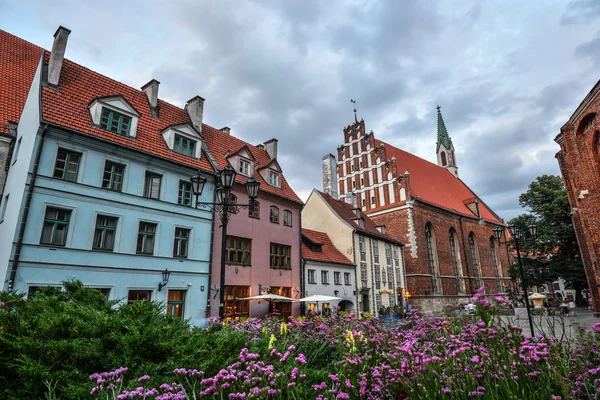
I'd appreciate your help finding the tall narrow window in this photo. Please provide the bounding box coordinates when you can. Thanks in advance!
[53,149,81,182]
[137,222,157,255]
[0,194,8,222]
[490,237,501,292]
[334,271,341,285]
[173,227,191,258]
[40,207,71,246]
[359,236,366,262]
[167,290,186,318]
[360,262,368,287]
[374,265,381,289]
[102,161,124,191]
[248,200,260,219]
[269,171,280,187]
[321,271,329,284]
[469,233,482,288]
[144,172,161,199]
[239,159,251,176]
[372,240,379,264]
[385,243,393,265]
[93,215,118,251]
[174,134,196,157]
[308,269,316,284]
[283,210,292,226]
[344,272,351,285]
[100,107,132,136]
[12,137,22,164]
[270,206,279,224]
[178,181,193,206]
[449,229,464,293]
[441,152,447,166]
[425,223,440,294]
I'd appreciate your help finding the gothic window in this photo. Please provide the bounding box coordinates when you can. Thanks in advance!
[441,152,447,166]
[425,223,441,294]
[577,113,596,135]
[468,233,482,289]
[490,237,501,292]
[449,228,465,293]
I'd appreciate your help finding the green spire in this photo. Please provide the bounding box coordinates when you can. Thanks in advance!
[436,105,452,151]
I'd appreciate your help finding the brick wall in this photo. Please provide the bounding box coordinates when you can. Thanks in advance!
[555,86,600,313]
[370,201,512,304]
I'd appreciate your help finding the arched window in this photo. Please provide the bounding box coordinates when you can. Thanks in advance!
[577,113,596,135]
[468,233,482,289]
[283,210,292,226]
[248,200,260,219]
[270,206,279,224]
[490,237,502,292]
[449,228,465,293]
[441,152,447,166]
[425,223,441,294]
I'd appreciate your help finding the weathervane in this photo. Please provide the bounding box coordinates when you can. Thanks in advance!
[350,99,358,123]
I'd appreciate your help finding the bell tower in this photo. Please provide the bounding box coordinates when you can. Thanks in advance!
[436,105,458,177]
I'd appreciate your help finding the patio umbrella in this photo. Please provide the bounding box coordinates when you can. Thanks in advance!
[295,294,341,313]
[239,294,295,302]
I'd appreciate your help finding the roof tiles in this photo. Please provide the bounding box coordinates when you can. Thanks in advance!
[375,139,502,224]
[301,228,354,265]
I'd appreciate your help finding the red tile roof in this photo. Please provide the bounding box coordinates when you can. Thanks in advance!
[317,190,403,244]
[0,30,44,135]
[0,28,302,204]
[375,139,502,224]
[301,228,353,265]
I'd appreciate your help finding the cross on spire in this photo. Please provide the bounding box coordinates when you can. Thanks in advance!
[350,99,358,123]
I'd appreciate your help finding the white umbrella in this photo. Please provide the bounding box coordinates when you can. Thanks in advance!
[239,294,295,302]
[295,294,341,313]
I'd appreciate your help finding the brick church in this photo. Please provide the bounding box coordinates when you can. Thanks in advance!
[555,80,600,314]
[322,108,512,313]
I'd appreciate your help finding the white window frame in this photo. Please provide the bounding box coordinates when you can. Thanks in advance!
[269,170,280,187]
[239,158,251,176]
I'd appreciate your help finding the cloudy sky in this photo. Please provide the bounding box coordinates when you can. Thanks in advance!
[2,0,599,220]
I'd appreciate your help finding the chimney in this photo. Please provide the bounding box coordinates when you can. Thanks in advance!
[47,26,71,87]
[141,79,160,109]
[322,154,338,199]
[345,192,357,208]
[220,126,231,135]
[353,207,361,217]
[185,96,205,134]
[263,138,278,159]
[256,144,265,151]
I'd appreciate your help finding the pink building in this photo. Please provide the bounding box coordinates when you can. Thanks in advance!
[203,131,303,319]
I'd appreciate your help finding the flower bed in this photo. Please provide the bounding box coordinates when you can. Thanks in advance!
[90,289,600,399]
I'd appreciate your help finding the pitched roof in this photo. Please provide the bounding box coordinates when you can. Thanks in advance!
[374,139,502,224]
[202,127,301,203]
[317,190,403,244]
[0,30,44,135]
[301,228,354,265]
[0,28,301,204]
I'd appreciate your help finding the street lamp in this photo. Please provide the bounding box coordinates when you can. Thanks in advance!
[191,164,260,319]
[504,224,537,337]
[158,269,171,292]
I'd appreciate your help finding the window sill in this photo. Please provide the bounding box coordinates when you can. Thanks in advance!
[39,243,66,248]
[308,281,316,285]
[270,221,279,224]
[284,224,292,227]
[136,252,154,256]
[227,262,252,267]
[334,283,342,286]
[249,215,260,220]
[322,283,330,286]
[92,248,115,253]
[270,267,292,270]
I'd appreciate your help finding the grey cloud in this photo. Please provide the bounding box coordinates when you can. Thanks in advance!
[561,0,600,25]
[575,31,600,67]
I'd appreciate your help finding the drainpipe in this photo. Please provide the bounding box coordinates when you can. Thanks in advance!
[458,216,474,295]
[8,123,48,292]
[298,206,304,315]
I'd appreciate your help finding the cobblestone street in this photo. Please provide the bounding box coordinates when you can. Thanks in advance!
[500,308,599,338]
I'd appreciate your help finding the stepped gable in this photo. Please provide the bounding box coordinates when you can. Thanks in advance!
[374,139,502,224]
[301,228,354,265]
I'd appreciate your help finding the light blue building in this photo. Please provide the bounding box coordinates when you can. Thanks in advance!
[0,27,217,325]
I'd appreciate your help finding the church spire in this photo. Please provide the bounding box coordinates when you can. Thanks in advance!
[435,105,459,177]
[436,105,452,151]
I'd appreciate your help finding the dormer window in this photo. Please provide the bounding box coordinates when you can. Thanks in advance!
[239,159,251,176]
[160,124,202,159]
[100,107,132,136]
[269,171,280,187]
[89,96,140,138]
[174,134,196,157]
